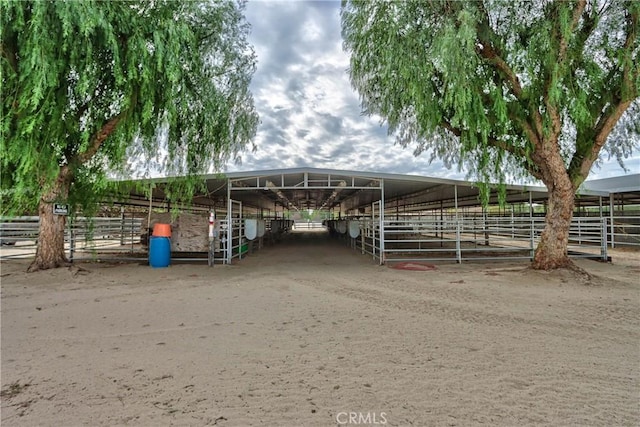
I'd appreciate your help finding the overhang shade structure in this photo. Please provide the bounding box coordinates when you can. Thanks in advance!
[579,174,640,210]
[121,167,626,215]
[2,169,636,265]
[116,168,638,265]
[227,170,383,214]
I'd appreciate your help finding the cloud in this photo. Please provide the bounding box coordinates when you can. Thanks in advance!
[226,0,638,183]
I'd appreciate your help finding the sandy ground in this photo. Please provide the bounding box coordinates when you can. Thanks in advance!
[1,231,639,426]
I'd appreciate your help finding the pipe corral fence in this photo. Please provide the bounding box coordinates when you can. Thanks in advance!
[328,214,640,264]
[1,211,638,264]
[2,169,638,265]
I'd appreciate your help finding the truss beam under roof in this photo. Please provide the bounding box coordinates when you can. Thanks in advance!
[115,167,638,214]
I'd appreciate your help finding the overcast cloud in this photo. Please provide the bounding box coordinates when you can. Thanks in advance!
[223,0,639,182]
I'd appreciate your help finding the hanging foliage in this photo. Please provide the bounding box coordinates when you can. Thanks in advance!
[1,0,259,271]
[342,0,639,269]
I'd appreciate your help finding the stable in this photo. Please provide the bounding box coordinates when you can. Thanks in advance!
[119,167,640,265]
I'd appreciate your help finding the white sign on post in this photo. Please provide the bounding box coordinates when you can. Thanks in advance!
[53,204,69,215]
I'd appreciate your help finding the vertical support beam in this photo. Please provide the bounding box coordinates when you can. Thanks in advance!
[372,200,380,261]
[455,185,461,263]
[529,191,534,260]
[510,205,514,238]
[120,206,125,246]
[131,208,136,253]
[601,216,608,261]
[379,179,385,265]
[69,216,75,263]
[239,201,244,260]
[439,200,444,247]
[227,179,232,264]
[609,194,615,249]
[598,196,603,217]
[208,210,215,267]
[483,206,489,246]
[147,183,153,238]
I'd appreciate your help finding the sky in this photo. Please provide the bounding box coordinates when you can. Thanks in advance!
[223,0,639,182]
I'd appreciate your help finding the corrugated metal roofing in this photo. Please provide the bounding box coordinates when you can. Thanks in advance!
[582,174,640,193]
[120,168,638,212]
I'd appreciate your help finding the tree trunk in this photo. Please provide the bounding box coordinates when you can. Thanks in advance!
[532,176,575,270]
[28,168,72,272]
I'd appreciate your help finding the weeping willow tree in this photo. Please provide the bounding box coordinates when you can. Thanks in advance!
[1,1,258,271]
[342,0,639,270]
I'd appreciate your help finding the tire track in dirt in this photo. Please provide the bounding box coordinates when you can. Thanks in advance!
[295,276,639,344]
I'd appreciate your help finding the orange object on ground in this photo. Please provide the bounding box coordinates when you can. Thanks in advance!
[152,223,172,237]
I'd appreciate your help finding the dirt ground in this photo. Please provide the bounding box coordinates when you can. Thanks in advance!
[1,231,639,426]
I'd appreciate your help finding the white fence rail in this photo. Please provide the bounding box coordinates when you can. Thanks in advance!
[337,215,636,263]
[608,216,640,248]
[1,214,637,263]
[293,221,326,230]
[0,216,143,261]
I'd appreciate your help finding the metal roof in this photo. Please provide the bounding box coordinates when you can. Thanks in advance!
[582,174,640,193]
[120,167,629,213]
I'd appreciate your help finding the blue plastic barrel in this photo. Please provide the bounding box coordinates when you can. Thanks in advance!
[149,236,171,268]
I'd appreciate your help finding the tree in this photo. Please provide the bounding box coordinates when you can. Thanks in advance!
[341,0,639,269]
[1,1,259,271]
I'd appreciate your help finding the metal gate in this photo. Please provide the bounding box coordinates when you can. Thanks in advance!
[219,199,243,264]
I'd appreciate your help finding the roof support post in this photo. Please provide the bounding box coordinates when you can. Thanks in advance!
[529,191,534,260]
[598,196,603,217]
[440,200,444,247]
[238,201,243,261]
[609,194,615,249]
[601,206,608,261]
[455,185,461,263]
[379,179,385,265]
[227,178,232,264]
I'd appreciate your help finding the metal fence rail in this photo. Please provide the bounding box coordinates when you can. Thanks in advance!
[0,216,39,260]
[608,216,640,248]
[68,217,144,261]
[339,215,619,263]
[0,216,143,261]
[382,217,521,263]
[1,213,636,263]
[293,221,326,230]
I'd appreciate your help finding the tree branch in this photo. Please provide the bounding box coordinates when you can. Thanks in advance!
[76,112,126,165]
[571,6,638,185]
[620,6,639,101]
[501,115,546,181]
[1,36,21,113]
[542,1,587,147]
[566,7,598,98]
[475,2,547,147]
[76,102,91,122]
[74,87,138,166]
[557,0,587,66]
[475,2,523,99]
[475,42,523,100]
[0,43,19,75]
[441,119,544,181]
[574,99,633,183]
